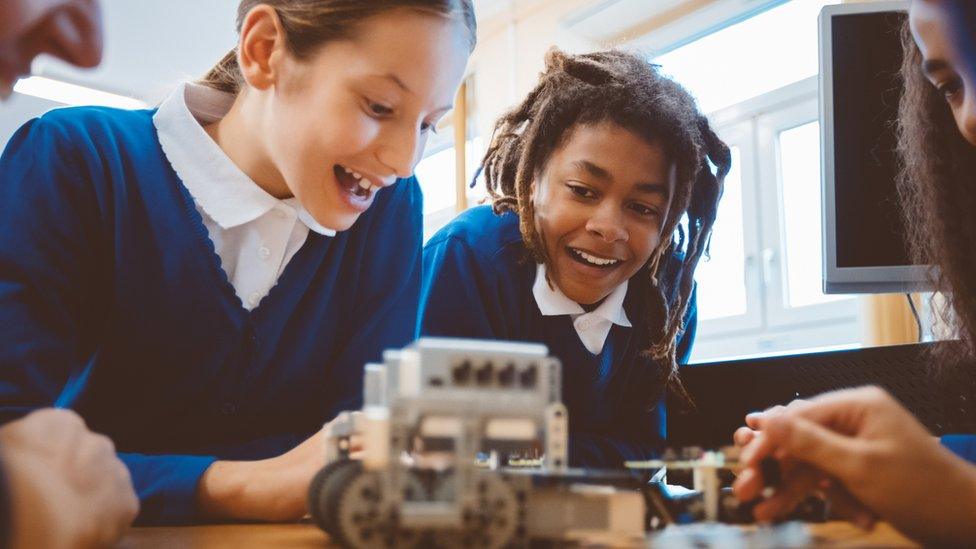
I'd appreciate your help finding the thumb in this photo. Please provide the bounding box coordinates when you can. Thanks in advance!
[763,414,863,482]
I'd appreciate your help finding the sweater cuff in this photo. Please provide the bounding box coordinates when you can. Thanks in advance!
[124,453,217,525]
[941,434,976,464]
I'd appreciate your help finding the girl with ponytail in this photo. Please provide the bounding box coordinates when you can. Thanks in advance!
[0,0,476,525]
[420,48,730,467]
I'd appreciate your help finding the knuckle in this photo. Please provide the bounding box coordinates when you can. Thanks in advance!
[861,386,891,407]
[93,433,117,453]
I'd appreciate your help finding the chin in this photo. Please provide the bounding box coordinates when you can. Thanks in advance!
[308,208,358,233]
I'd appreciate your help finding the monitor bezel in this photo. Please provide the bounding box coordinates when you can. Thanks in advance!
[819,0,935,294]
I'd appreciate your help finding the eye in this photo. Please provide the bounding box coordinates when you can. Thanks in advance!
[567,183,596,199]
[421,121,438,134]
[937,78,963,101]
[367,101,394,117]
[629,202,658,218]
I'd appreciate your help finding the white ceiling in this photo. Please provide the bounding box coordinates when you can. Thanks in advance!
[28,0,520,103]
[32,0,240,102]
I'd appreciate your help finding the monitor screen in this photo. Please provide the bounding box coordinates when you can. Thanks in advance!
[820,1,932,293]
[831,11,907,269]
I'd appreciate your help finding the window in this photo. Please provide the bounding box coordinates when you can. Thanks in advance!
[652,0,861,362]
[415,136,485,242]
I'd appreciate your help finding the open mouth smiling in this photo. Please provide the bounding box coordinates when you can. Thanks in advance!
[566,246,623,268]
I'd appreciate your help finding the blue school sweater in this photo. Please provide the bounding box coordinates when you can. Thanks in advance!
[419,206,696,468]
[0,107,422,524]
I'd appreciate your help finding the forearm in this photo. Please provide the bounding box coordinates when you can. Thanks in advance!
[196,458,307,523]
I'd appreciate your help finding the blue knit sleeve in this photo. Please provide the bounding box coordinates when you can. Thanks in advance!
[323,178,424,418]
[419,233,509,340]
[676,284,698,365]
[941,435,976,464]
[0,116,218,525]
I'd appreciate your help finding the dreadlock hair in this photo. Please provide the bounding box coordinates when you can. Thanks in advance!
[480,48,731,405]
[896,22,976,366]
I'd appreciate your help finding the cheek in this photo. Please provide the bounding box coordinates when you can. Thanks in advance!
[631,224,663,263]
[954,103,976,147]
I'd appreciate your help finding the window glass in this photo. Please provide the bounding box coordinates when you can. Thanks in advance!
[653,0,841,114]
[695,147,747,320]
[779,121,845,308]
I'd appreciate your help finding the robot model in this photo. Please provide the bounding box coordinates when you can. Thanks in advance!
[307,338,646,548]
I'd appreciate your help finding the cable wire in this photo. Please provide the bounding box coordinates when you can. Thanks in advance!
[906,293,923,343]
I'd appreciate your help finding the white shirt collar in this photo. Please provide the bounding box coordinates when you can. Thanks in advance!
[532,263,632,354]
[152,82,335,236]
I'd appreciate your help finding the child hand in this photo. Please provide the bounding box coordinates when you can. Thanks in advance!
[197,418,362,522]
[732,386,976,546]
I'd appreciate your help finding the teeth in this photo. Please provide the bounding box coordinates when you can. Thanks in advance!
[358,179,370,191]
[339,165,363,180]
[573,249,619,266]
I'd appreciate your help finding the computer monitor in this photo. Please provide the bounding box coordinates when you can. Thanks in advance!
[819,1,934,294]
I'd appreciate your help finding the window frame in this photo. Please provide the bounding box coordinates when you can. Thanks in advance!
[690,77,861,362]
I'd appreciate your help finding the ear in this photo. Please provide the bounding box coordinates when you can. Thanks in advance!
[237,5,287,91]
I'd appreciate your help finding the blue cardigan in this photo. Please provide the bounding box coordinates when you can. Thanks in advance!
[419,206,696,468]
[0,107,422,524]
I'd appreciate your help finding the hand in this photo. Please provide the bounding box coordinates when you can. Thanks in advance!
[733,399,812,447]
[197,421,362,522]
[0,409,139,549]
[732,386,976,547]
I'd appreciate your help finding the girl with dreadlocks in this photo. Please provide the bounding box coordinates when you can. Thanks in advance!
[732,2,976,546]
[419,48,730,468]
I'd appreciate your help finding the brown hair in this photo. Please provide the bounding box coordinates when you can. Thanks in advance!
[897,22,976,362]
[480,48,731,403]
[200,0,477,94]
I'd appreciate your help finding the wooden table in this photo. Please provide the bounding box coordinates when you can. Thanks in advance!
[121,521,918,548]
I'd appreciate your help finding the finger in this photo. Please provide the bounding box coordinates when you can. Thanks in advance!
[760,415,864,482]
[788,386,893,432]
[733,427,756,447]
[732,465,764,502]
[821,482,876,530]
[746,405,784,429]
[752,463,823,522]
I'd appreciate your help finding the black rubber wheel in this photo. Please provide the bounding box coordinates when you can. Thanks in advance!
[308,459,359,536]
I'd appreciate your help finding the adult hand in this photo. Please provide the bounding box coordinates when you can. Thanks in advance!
[732,386,976,547]
[0,408,139,549]
[733,399,813,447]
[197,420,362,522]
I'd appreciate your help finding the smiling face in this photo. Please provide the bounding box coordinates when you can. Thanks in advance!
[910,0,976,146]
[253,8,469,231]
[532,122,675,305]
[0,0,102,97]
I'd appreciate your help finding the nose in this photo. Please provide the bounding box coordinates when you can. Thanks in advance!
[376,120,424,180]
[960,88,976,147]
[585,204,628,243]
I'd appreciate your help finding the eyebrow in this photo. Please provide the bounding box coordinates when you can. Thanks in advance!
[571,159,670,196]
[921,59,951,75]
[377,73,453,113]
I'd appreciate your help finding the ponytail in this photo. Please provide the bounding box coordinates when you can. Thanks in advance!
[199,49,243,95]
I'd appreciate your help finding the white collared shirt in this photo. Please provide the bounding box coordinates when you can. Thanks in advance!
[531,263,632,355]
[153,82,335,311]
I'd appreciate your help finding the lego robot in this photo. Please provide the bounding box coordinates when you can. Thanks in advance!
[307,338,646,548]
[306,338,823,548]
